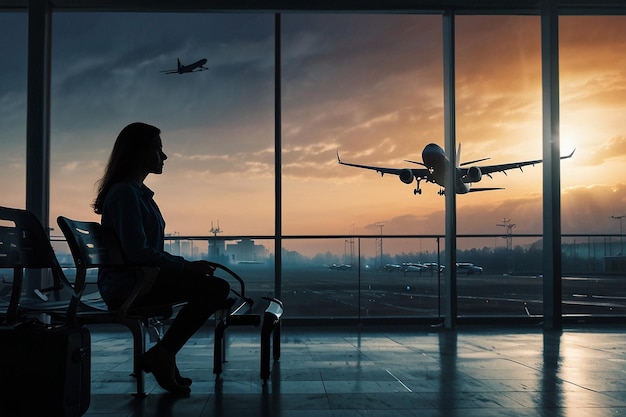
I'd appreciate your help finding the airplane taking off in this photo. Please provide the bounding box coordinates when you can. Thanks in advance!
[161,58,209,74]
[337,143,575,196]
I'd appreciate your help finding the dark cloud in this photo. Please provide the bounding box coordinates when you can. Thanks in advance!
[46,13,278,161]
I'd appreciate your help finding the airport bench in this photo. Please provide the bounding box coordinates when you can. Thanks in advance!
[213,296,283,383]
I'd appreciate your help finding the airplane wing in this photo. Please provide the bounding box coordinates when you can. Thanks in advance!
[160,67,208,74]
[469,187,505,192]
[337,152,431,180]
[465,149,576,178]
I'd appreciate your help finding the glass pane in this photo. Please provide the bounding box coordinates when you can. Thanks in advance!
[560,16,626,316]
[456,236,543,317]
[283,237,442,319]
[282,14,444,236]
[455,16,543,317]
[50,13,275,238]
[165,236,276,314]
[281,14,443,319]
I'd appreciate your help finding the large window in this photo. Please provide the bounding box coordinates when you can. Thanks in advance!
[281,14,444,318]
[454,16,543,317]
[49,13,276,300]
[8,7,625,322]
[560,16,626,316]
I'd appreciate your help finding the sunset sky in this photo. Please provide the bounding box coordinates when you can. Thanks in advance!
[1,12,625,257]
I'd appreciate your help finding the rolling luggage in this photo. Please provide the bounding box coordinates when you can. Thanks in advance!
[0,319,91,417]
[0,206,91,416]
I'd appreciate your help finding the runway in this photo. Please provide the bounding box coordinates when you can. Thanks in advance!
[227,263,626,318]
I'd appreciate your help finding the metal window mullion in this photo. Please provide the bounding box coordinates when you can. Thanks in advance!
[443,9,457,329]
[541,0,562,330]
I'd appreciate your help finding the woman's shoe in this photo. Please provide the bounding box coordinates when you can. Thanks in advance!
[175,365,192,387]
[142,346,191,395]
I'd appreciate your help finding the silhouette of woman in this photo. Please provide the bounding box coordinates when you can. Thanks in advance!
[93,122,230,394]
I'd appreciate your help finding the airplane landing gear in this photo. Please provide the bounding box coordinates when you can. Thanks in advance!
[414,179,422,195]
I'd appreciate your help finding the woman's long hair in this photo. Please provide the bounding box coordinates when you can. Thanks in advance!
[93,122,161,214]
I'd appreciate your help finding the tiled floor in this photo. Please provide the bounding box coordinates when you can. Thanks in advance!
[85,324,626,417]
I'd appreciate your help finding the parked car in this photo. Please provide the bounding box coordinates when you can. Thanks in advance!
[402,262,425,274]
[384,263,403,272]
[456,262,483,275]
[329,263,352,270]
[423,262,445,273]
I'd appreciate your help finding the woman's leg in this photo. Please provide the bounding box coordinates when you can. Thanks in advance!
[133,271,229,394]
[135,272,231,353]
[161,276,230,353]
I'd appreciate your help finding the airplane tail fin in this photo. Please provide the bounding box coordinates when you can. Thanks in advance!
[456,143,492,167]
[177,58,181,71]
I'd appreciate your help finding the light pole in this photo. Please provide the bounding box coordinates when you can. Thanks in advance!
[612,215,625,255]
[209,220,223,260]
[375,222,384,269]
[496,218,516,273]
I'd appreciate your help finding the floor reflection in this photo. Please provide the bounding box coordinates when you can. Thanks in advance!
[542,330,563,413]
[84,325,626,417]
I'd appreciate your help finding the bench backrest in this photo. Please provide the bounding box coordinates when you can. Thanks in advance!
[56,216,127,269]
[0,206,70,324]
[0,206,61,270]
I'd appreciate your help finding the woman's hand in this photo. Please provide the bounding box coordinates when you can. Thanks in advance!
[183,260,217,276]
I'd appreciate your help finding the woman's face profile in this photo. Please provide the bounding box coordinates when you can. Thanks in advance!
[144,136,167,176]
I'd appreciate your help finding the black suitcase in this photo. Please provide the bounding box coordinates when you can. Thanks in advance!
[0,320,91,417]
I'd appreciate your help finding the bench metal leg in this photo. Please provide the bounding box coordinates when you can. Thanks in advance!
[129,320,147,397]
[260,312,281,382]
[213,319,228,379]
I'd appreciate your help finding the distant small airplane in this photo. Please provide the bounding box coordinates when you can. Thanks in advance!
[161,58,209,75]
[337,143,575,196]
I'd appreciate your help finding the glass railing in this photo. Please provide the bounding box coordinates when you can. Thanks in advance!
[32,233,626,322]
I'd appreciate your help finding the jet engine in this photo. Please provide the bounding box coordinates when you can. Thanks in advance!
[399,168,414,184]
[466,166,482,182]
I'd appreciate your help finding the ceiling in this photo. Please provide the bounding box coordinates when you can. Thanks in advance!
[1,0,626,15]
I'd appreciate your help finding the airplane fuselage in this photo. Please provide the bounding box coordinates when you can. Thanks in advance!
[178,58,208,74]
[421,143,470,194]
[162,58,209,75]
